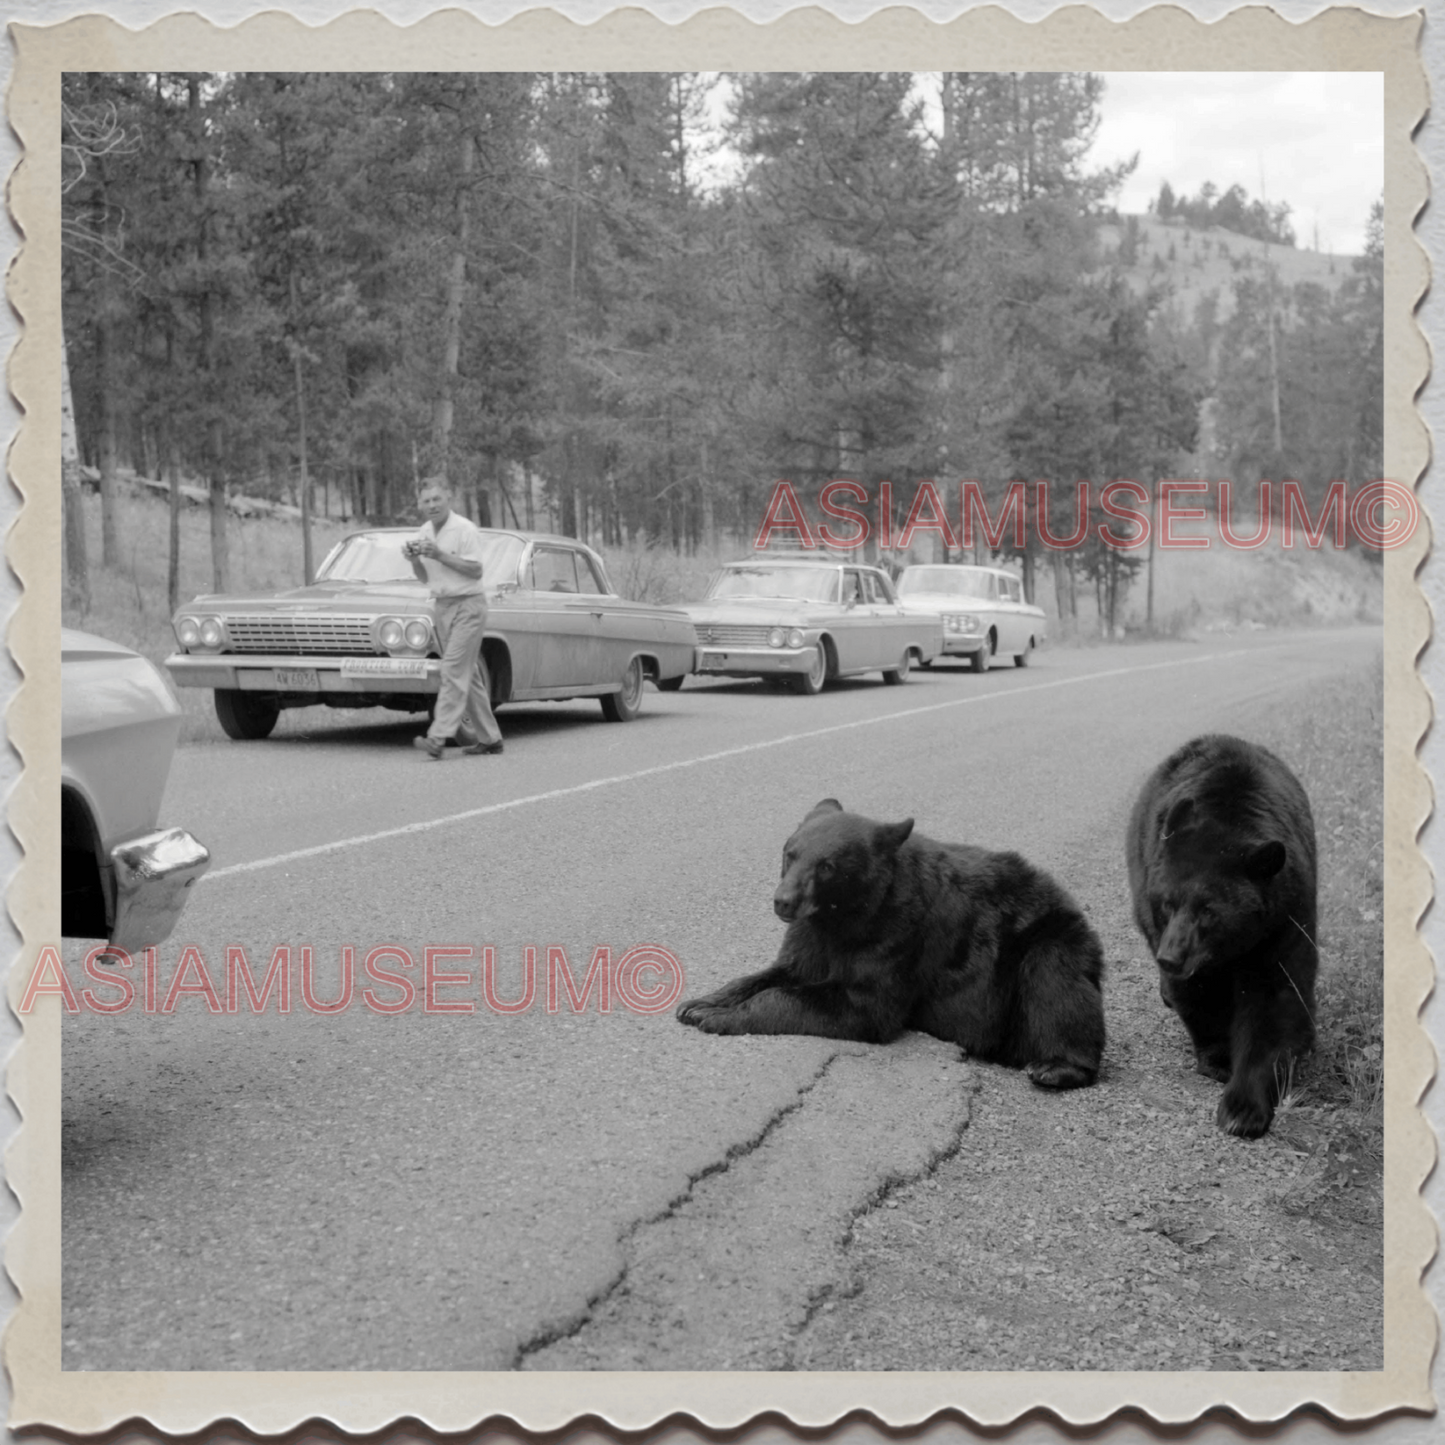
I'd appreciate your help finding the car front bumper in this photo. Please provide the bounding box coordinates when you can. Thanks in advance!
[693,644,816,678]
[108,827,212,952]
[166,653,441,695]
[939,635,989,658]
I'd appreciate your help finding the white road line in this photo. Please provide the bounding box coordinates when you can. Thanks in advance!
[203,642,1287,881]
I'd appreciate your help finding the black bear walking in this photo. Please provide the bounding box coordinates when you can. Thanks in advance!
[676,799,1105,1088]
[1126,734,1318,1138]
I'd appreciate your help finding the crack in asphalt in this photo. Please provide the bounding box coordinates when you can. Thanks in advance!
[781,1063,984,1364]
[509,1051,846,1369]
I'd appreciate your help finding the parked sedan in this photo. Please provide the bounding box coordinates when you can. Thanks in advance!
[684,557,941,694]
[165,528,697,738]
[62,629,211,952]
[896,563,1047,671]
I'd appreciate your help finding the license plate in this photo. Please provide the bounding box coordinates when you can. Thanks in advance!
[698,651,727,670]
[340,658,429,679]
[274,668,319,689]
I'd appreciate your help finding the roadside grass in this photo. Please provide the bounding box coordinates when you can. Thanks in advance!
[598,540,728,606]
[1137,536,1383,634]
[1264,664,1385,1153]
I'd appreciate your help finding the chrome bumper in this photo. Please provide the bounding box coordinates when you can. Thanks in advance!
[109,828,212,952]
[165,653,441,695]
[693,644,813,677]
[940,636,988,657]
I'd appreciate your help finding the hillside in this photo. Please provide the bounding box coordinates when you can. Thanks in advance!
[1097,214,1356,327]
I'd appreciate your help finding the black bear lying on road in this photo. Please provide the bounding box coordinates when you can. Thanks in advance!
[1126,734,1318,1138]
[676,799,1105,1088]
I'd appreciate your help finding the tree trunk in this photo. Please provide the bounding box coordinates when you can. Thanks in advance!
[167,430,181,617]
[432,120,476,476]
[1146,485,1156,628]
[95,296,120,567]
[699,438,716,553]
[190,75,228,592]
[289,270,314,584]
[61,335,90,610]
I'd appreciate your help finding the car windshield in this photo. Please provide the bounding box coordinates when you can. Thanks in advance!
[318,531,526,586]
[897,567,995,600]
[707,565,840,603]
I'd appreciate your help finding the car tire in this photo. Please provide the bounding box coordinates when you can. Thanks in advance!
[970,634,993,674]
[1014,638,1034,668]
[215,688,280,740]
[789,642,828,695]
[882,649,912,685]
[601,656,645,722]
[656,675,685,692]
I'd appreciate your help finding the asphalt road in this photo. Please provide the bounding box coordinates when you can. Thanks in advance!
[61,626,1382,1370]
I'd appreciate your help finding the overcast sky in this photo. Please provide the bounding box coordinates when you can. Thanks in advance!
[1091,72,1384,255]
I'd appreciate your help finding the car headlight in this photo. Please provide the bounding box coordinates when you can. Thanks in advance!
[404,619,431,651]
[379,618,405,649]
[946,614,981,635]
[768,628,785,648]
[198,617,225,648]
[786,628,804,648]
[175,615,201,647]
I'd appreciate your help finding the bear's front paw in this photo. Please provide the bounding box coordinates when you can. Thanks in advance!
[676,997,737,1033]
[1218,1085,1272,1138]
[1026,1059,1097,1090]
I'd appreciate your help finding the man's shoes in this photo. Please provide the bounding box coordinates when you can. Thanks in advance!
[413,735,445,760]
[462,739,504,756]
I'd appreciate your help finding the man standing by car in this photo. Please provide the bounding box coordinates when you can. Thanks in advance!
[404,477,505,759]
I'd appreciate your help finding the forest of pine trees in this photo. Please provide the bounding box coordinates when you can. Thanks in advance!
[61,71,1384,626]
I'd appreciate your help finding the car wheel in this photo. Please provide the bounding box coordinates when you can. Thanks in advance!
[215,688,280,740]
[1014,638,1034,668]
[656,675,685,692]
[882,649,912,685]
[970,634,994,674]
[601,656,645,722]
[791,642,828,695]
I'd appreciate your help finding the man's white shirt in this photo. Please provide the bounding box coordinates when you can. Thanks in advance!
[414,511,487,597]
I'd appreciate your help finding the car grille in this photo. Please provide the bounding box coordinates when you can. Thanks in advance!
[695,623,773,646]
[222,615,377,654]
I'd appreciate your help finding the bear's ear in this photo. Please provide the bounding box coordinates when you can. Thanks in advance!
[1162,796,1194,839]
[806,798,844,821]
[876,818,915,851]
[1244,840,1287,880]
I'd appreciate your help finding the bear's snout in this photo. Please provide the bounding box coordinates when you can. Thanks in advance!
[1155,912,1197,977]
[774,886,803,922]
